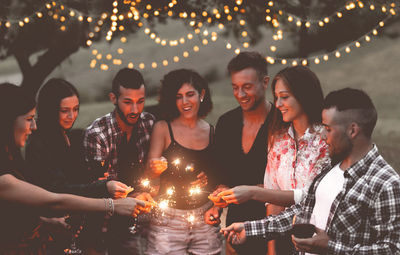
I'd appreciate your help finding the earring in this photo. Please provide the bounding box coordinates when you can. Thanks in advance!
[200,98,204,103]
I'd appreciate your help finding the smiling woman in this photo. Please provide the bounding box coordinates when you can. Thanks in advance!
[145,69,222,255]
[0,83,145,254]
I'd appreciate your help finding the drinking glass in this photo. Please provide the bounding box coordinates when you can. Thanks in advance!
[292,210,316,238]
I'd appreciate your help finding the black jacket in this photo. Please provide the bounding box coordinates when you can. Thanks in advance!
[25,129,109,199]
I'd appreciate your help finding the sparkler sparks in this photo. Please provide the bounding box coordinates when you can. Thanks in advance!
[172,158,181,166]
[185,164,194,172]
[187,214,195,224]
[158,200,169,210]
[141,178,150,187]
[189,186,202,196]
[166,187,175,196]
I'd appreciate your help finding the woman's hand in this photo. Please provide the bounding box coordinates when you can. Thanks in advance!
[106,180,134,199]
[218,185,254,205]
[191,171,208,188]
[114,197,146,217]
[149,157,168,176]
[204,206,222,225]
[133,192,157,213]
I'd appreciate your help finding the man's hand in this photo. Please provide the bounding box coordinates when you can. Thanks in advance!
[149,157,168,175]
[204,206,222,225]
[208,186,229,208]
[292,227,329,254]
[218,185,253,204]
[221,222,247,245]
[133,192,156,213]
[191,171,208,188]
[106,180,134,199]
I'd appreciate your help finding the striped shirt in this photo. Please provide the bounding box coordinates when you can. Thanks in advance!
[244,145,400,254]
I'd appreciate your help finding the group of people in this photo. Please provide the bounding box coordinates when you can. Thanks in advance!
[0,51,399,255]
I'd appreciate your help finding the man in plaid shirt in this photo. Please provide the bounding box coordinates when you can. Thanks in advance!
[83,68,155,254]
[84,68,155,182]
[221,88,400,254]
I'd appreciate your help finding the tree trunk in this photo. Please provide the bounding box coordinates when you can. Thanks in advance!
[17,44,79,96]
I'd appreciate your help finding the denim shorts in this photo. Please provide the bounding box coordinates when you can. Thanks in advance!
[146,201,223,255]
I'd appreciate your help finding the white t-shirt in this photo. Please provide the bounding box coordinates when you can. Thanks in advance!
[305,164,345,255]
[311,163,345,230]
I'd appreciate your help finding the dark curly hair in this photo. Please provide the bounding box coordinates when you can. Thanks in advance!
[158,69,213,121]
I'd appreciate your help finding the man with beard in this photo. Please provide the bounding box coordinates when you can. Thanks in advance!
[221,88,400,254]
[205,51,274,255]
[83,68,155,254]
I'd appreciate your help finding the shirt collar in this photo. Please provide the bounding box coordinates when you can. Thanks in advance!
[344,144,378,180]
[288,124,312,141]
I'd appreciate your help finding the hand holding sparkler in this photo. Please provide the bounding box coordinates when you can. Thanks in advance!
[134,192,157,213]
[221,222,247,245]
[149,156,168,176]
[204,206,222,225]
[106,180,134,199]
[217,185,254,204]
[190,171,208,188]
[208,186,229,208]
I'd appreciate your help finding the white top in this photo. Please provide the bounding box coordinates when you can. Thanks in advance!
[311,163,345,230]
[305,164,345,255]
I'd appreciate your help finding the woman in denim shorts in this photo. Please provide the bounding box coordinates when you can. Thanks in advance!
[146,69,222,255]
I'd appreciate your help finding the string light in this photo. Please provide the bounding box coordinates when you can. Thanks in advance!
[7,0,389,71]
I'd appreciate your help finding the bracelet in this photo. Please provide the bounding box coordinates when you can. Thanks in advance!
[104,198,114,216]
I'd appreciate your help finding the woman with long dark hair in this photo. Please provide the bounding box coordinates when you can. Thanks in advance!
[0,83,145,254]
[26,78,129,197]
[145,69,222,254]
[25,78,134,254]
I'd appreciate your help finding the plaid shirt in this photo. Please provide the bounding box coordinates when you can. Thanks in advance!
[244,145,400,254]
[83,110,155,179]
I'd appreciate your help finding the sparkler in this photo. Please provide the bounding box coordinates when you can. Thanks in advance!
[189,186,202,196]
[172,158,181,166]
[141,178,150,188]
[166,186,175,196]
[185,163,194,172]
[187,214,195,224]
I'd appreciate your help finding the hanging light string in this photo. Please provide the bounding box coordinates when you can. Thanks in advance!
[264,0,397,29]
[1,0,398,71]
[265,14,394,66]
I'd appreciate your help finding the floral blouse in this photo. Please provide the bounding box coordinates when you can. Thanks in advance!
[264,124,331,204]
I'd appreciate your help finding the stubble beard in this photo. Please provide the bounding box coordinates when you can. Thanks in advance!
[115,104,137,126]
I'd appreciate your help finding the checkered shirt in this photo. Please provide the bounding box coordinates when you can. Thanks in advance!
[244,145,400,254]
[83,110,155,179]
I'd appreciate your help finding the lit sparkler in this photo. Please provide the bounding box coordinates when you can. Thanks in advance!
[185,164,194,172]
[172,158,181,166]
[158,200,169,210]
[189,186,202,196]
[187,214,195,224]
[141,178,150,187]
[166,186,175,196]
